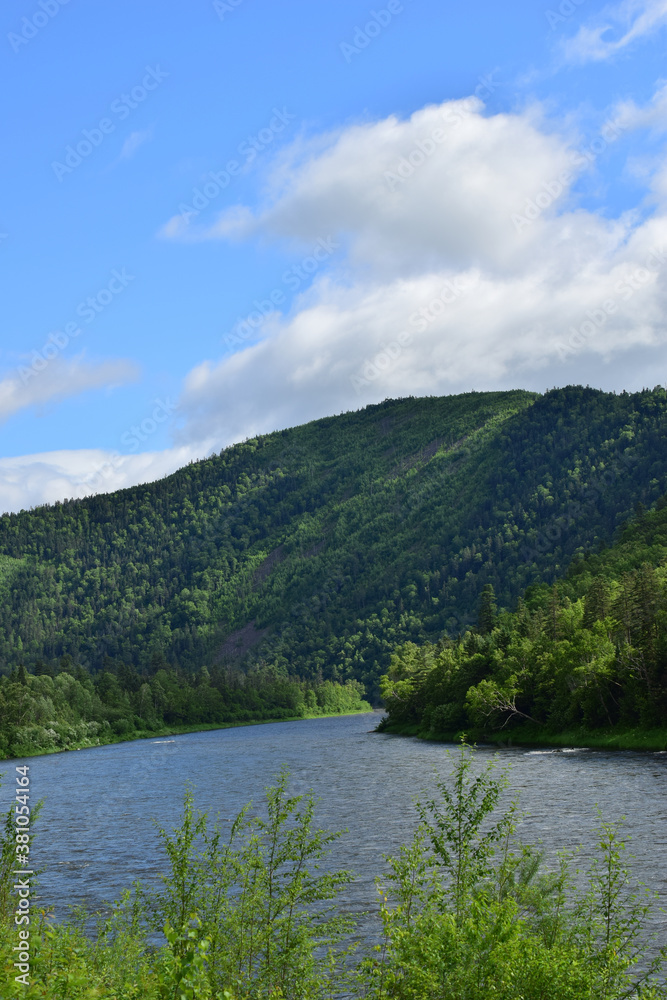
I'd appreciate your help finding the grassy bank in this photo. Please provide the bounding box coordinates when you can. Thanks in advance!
[378,719,667,752]
[1,705,374,761]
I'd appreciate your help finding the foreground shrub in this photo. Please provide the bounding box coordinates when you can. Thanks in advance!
[0,747,665,999]
[361,743,667,1000]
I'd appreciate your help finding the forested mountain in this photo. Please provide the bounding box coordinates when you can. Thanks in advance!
[380,491,667,741]
[2,385,667,706]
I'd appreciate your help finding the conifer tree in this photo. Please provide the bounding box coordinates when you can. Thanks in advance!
[477,584,497,635]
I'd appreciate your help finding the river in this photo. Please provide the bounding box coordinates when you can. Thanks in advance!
[1,711,666,941]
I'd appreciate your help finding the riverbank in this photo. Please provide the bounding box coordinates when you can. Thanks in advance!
[378,719,667,752]
[0,706,374,761]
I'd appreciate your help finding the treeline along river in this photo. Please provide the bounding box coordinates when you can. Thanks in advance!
[1,712,665,943]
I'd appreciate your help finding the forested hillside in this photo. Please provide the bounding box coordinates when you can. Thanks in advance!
[2,386,667,706]
[380,494,667,743]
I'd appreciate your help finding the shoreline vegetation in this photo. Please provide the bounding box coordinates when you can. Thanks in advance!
[1,706,375,762]
[2,744,665,998]
[0,667,372,762]
[377,720,667,752]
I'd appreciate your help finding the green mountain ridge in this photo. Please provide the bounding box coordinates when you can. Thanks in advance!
[2,386,667,700]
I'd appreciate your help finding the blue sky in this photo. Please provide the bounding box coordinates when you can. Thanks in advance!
[1,0,666,511]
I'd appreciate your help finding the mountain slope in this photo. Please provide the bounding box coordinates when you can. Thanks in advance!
[380,493,667,740]
[2,386,667,698]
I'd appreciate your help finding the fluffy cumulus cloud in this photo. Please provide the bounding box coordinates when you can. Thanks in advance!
[173,93,667,445]
[0,356,140,423]
[562,0,667,64]
[169,97,576,276]
[0,443,205,515]
[8,85,667,512]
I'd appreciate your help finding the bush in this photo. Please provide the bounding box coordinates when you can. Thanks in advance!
[0,752,665,999]
[111,717,134,736]
[361,742,667,999]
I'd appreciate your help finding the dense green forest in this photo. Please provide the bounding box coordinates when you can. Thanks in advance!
[2,750,666,997]
[0,662,369,759]
[380,493,667,744]
[3,386,667,710]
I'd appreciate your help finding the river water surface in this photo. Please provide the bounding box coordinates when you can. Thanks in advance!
[2,712,666,942]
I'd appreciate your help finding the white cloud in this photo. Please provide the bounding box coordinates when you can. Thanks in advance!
[170,94,667,445]
[105,129,154,171]
[0,444,206,514]
[158,204,253,243]
[170,99,579,277]
[563,0,667,63]
[0,357,140,423]
[118,128,152,160]
[7,89,667,513]
[613,80,667,132]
